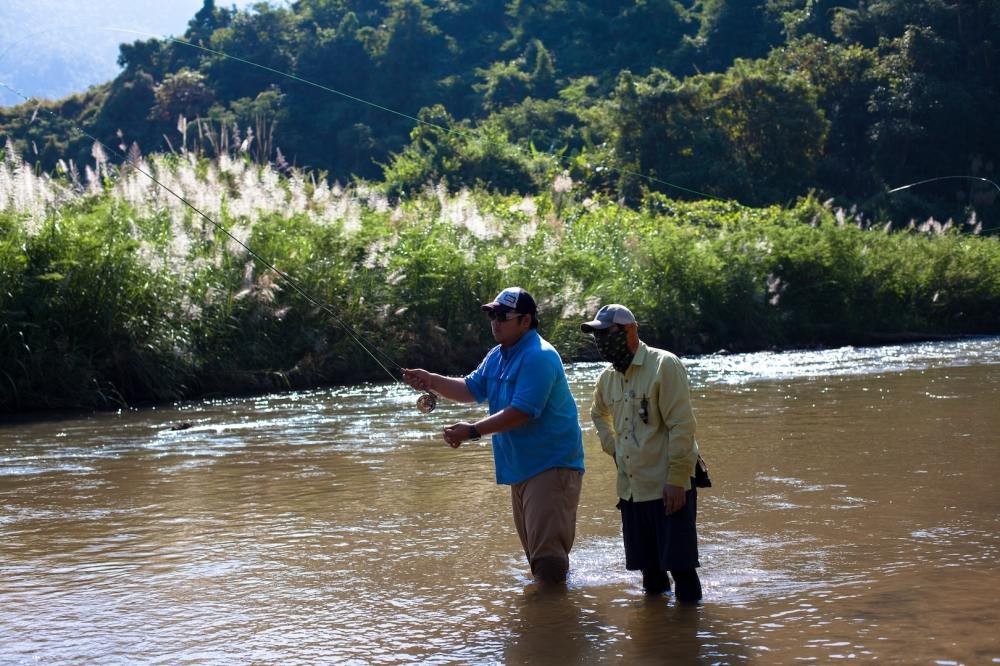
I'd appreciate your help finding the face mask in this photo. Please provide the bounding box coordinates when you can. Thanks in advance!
[595,328,633,373]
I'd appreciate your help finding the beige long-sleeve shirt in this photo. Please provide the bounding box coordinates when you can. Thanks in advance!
[590,341,699,500]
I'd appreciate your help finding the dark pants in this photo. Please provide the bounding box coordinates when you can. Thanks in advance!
[618,484,701,600]
[618,485,699,572]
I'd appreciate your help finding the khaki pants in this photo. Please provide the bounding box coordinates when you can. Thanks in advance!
[510,467,583,583]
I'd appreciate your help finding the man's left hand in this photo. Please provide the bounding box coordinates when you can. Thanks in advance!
[663,484,687,515]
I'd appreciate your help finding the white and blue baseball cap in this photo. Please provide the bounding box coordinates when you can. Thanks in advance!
[481,287,537,315]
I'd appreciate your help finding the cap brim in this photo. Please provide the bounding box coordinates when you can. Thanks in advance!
[580,319,612,332]
[482,302,514,312]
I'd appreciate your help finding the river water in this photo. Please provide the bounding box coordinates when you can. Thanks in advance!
[2,338,999,664]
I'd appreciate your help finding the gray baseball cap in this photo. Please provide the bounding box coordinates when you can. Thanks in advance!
[580,304,637,332]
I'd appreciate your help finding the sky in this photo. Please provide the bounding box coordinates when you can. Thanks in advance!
[0,1,264,107]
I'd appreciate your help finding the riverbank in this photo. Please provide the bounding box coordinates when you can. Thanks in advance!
[3,153,999,412]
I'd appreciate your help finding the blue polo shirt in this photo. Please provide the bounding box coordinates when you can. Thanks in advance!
[464,329,585,485]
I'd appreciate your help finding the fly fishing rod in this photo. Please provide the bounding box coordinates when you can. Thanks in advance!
[0,79,441,413]
[4,21,996,404]
[0,21,726,417]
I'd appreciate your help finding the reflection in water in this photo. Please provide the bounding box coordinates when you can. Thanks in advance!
[1,338,999,662]
[504,585,596,664]
[619,601,703,664]
[504,585,723,664]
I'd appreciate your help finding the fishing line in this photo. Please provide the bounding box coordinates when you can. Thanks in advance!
[9,23,999,211]
[2,19,723,413]
[97,24,1000,233]
[114,27,1000,217]
[103,26,723,202]
[0,26,76,72]
[4,17,996,398]
[0,79,441,412]
[888,175,1000,195]
[104,26,1000,229]
[888,176,1000,236]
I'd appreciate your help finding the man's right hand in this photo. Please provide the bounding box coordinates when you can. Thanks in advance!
[663,483,687,515]
[402,369,432,391]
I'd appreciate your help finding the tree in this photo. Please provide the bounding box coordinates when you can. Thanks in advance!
[117,38,167,76]
[609,0,691,72]
[187,0,234,45]
[474,61,532,111]
[528,40,558,99]
[712,62,829,203]
[206,5,295,101]
[378,0,450,108]
[382,104,547,197]
[762,36,880,198]
[767,0,855,41]
[608,63,828,205]
[473,39,559,112]
[284,11,379,175]
[680,0,785,73]
[152,69,215,122]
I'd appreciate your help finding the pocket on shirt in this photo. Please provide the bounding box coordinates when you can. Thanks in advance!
[608,381,624,403]
[486,372,517,406]
[643,385,662,428]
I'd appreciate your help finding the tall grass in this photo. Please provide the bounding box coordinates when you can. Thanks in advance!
[2,142,999,412]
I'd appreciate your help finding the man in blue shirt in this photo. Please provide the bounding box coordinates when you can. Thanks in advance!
[403,287,585,584]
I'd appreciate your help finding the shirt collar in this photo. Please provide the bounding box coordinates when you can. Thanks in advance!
[501,328,538,359]
[624,341,649,373]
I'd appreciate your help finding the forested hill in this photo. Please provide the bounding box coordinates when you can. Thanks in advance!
[2,0,998,228]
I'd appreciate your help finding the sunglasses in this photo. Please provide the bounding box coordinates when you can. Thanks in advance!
[486,310,525,322]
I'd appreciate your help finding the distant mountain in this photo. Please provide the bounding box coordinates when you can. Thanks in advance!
[0,0,259,105]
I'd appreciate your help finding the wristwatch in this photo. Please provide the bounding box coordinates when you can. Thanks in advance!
[468,424,482,441]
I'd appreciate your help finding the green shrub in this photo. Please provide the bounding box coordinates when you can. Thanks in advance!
[3,155,998,412]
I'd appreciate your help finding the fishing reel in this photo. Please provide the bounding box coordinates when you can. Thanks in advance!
[416,392,438,413]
